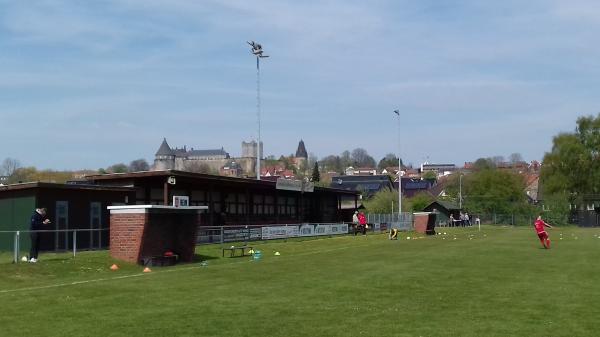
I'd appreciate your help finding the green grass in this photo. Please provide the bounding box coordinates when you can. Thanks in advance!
[1,226,600,337]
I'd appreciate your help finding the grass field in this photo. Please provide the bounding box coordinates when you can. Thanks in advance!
[1,226,600,337]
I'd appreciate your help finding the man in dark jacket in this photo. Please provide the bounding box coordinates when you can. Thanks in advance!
[29,208,50,263]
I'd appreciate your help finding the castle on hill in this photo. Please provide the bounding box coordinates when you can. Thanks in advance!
[153,138,307,178]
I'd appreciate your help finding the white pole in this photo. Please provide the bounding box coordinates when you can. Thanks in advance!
[256,56,261,181]
[395,110,402,222]
[459,174,463,209]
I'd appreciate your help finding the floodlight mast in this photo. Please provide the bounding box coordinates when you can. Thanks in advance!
[247,41,269,180]
[394,110,402,221]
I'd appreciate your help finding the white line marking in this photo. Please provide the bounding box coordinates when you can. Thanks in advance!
[0,237,384,295]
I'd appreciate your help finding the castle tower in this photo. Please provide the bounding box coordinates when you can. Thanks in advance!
[295,140,308,159]
[154,138,175,170]
[293,139,308,171]
[242,140,263,159]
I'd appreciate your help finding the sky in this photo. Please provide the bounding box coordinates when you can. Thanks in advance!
[1,0,599,170]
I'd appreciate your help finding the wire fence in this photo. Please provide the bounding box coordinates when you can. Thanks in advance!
[197,223,373,245]
[365,213,414,231]
[0,228,109,264]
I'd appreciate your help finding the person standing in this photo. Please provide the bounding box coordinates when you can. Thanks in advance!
[357,211,367,236]
[352,211,359,235]
[534,215,553,249]
[29,208,50,263]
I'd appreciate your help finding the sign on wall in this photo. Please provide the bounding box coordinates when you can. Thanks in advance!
[173,196,189,207]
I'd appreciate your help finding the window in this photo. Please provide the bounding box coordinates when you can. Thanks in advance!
[253,194,264,215]
[55,201,69,250]
[90,202,102,249]
[287,196,296,216]
[265,195,274,215]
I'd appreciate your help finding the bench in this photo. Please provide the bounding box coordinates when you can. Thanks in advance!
[222,245,253,257]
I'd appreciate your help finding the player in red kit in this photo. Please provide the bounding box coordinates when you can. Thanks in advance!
[534,215,553,249]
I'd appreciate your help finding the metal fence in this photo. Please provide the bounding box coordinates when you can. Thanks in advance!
[366,213,414,231]
[197,223,356,245]
[0,228,109,264]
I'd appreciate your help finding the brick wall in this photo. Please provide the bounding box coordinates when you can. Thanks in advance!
[109,213,147,263]
[109,208,201,264]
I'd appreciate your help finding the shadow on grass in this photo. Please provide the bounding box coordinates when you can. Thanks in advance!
[191,254,219,262]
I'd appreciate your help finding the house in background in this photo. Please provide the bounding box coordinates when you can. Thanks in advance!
[344,167,377,176]
[330,175,394,198]
[421,163,457,177]
[423,200,461,226]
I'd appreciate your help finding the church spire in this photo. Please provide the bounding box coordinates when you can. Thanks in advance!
[295,139,308,158]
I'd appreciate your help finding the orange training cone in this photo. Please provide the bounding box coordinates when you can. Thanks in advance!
[143,267,152,273]
[110,264,119,271]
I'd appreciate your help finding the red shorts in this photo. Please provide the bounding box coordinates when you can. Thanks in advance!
[537,232,548,240]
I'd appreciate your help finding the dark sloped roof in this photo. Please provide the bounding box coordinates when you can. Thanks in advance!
[184,149,229,158]
[330,175,394,197]
[295,140,308,158]
[424,200,460,211]
[155,138,173,156]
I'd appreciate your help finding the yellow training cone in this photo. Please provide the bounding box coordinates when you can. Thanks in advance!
[143,267,152,273]
[110,264,119,271]
[274,252,281,256]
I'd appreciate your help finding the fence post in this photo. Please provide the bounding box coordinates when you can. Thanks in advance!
[73,230,77,258]
[13,231,20,263]
[220,226,224,244]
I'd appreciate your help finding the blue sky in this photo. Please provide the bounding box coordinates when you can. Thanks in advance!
[1,0,598,170]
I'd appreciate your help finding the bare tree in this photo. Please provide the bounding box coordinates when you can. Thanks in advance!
[128,159,150,172]
[351,148,376,167]
[185,161,215,174]
[491,156,505,166]
[508,153,524,165]
[1,158,21,177]
[308,153,318,171]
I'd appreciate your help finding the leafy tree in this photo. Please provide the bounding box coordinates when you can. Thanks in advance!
[407,192,434,212]
[541,114,600,206]
[363,189,408,213]
[108,163,128,173]
[377,153,400,170]
[311,162,320,182]
[422,171,437,181]
[472,158,495,170]
[444,170,530,215]
[129,159,150,172]
[541,192,570,226]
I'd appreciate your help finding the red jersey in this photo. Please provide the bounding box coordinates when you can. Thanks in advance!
[534,219,547,233]
[358,213,367,225]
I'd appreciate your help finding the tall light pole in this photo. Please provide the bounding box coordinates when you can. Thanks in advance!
[459,173,463,209]
[394,110,402,220]
[247,41,269,180]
